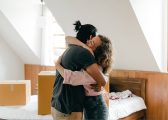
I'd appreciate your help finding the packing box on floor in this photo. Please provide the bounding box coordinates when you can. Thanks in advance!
[0,80,31,105]
[38,71,55,115]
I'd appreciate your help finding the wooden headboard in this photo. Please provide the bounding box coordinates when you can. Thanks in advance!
[110,77,147,102]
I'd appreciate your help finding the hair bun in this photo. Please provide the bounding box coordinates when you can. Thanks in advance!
[73,20,82,32]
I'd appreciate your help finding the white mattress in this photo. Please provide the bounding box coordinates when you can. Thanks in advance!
[109,95,146,120]
[0,95,52,120]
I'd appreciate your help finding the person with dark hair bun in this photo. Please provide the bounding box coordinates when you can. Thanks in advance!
[54,34,112,120]
[51,20,107,120]
[74,20,97,44]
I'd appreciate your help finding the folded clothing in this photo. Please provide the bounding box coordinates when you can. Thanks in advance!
[109,90,132,100]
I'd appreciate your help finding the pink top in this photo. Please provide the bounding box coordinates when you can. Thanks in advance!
[63,69,107,96]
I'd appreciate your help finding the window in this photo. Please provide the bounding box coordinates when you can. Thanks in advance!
[41,7,66,66]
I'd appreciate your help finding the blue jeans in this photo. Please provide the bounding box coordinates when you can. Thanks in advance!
[84,95,108,120]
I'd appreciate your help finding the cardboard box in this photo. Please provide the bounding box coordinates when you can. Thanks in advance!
[38,71,55,115]
[0,80,31,105]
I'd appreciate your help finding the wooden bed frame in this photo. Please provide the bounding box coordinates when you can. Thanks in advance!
[110,77,147,120]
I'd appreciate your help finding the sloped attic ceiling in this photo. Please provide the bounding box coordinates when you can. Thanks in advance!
[0,11,40,64]
[44,0,160,71]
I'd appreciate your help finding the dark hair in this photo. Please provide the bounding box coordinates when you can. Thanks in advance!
[73,20,97,44]
[94,35,113,74]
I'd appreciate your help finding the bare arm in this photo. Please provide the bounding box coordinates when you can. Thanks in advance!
[55,56,105,92]
[86,64,106,92]
[66,36,85,47]
[65,36,94,55]
[55,56,98,85]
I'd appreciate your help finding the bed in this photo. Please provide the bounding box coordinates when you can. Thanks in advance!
[109,77,147,120]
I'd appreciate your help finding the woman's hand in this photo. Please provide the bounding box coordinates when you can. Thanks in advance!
[65,36,94,56]
[91,83,101,92]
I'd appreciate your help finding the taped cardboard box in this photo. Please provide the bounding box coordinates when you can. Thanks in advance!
[0,80,31,105]
[38,71,55,115]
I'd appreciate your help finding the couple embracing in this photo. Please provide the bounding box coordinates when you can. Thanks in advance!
[51,20,113,120]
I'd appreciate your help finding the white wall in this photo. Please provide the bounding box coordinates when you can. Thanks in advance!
[0,0,164,72]
[44,0,160,72]
[0,10,41,64]
[0,0,42,58]
[130,0,167,72]
[0,37,24,81]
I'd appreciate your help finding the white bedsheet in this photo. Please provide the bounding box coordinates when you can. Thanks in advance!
[109,95,146,120]
[0,95,52,120]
